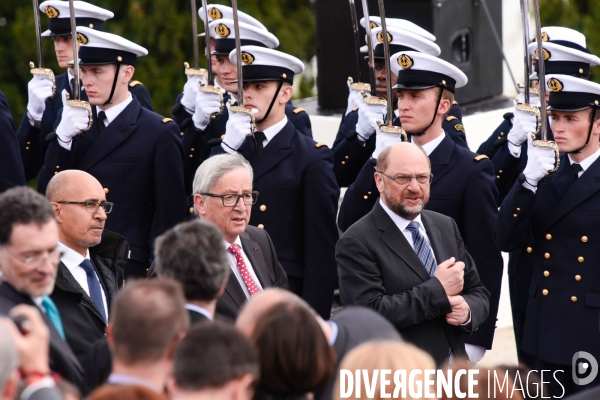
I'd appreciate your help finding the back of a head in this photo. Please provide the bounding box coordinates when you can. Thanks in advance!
[110,279,189,365]
[154,219,229,302]
[335,341,435,400]
[252,302,335,397]
[0,187,55,245]
[174,321,259,392]
[90,384,166,400]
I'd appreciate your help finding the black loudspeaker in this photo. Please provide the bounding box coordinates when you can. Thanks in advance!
[315,0,504,110]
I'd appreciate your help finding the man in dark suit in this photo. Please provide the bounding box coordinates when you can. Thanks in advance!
[37,27,187,278]
[497,75,600,397]
[337,142,489,365]
[154,219,230,324]
[193,154,289,321]
[0,187,83,390]
[0,91,25,193]
[210,46,339,319]
[17,1,153,183]
[44,170,127,376]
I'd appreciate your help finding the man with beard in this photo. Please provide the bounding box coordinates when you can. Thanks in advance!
[337,51,502,364]
[336,142,489,365]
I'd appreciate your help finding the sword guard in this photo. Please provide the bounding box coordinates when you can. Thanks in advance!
[183,62,209,78]
[362,95,387,107]
[30,62,56,97]
[515,103,541,135]
[376,121,408,141]
[348,77,372,93]
[199,85,224,119]
[229,105,256,137]
[65,96,93,133]
[532,135,560,174]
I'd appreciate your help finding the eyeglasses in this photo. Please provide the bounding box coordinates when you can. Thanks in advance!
[2,246,63,269]
[378,171,433,185]
[200,191,259,207]
[56,201,113,214]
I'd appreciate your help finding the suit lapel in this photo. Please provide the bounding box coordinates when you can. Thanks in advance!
[55,263,105,323]
[429,134,454,185]
[550,154,575,199]
[239,232,275,287]
[78,99,140,171]
[251,121,294,181]
[223,270,248,310]
[373,203,430,282]
[549,154,600,226]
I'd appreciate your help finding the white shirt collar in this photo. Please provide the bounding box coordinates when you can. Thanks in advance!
[411,130,446,156]
[262,115,288,145]
[185,303,213,321]
[58,242,90,272]
[568,146,600,173]
[67,69,86,93]
[96,92,133,127]
[224,236,242,249]
[379,198,425,232]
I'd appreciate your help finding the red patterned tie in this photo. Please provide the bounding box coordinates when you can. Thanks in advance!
[228,244,260,296]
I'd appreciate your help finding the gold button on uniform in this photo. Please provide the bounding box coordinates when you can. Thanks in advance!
[542,289,549,296]
[180,132,184,137]
[578,256,585,263]
[571,296,578,303]
[526,247,533,253]
[513,214,518,218]
[368,191,372,195]
[189,207,194,214]
[516,208,521,211]
[575,275,582,281]
[258,224,264,229]
[544,253,550,259]
[341,161,346,165]
[546,234,552,240]
[543,271,550,277]
[582,236,589,243]
[104,188,109,194]
[345,156,349,160]
[259,205,267,212]
[364,195,368,200]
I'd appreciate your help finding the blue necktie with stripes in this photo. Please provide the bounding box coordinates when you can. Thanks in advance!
[80,259,107,323]
[406,221,437,276]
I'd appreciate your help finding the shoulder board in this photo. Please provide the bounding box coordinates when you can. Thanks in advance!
[503,112,514,120]
[162,118,174,124]
[315,142,328,148]
[452,100,458,105]
[293,107,306,114]
[129,80,143,87]
[352,107,358,112]
[446,116,458,122]
[221,134,225,140]
[474,154,489,162]
[454,123,465,133]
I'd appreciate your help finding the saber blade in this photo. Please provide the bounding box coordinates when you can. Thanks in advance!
[377,0,394,125]
[68,0,80,100]
[360,0,376,95]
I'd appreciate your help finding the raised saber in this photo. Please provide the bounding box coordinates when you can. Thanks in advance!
[360,0,376,95]
[30,0,56,96]
[348,0,363,82]
[519,0,531,103]
[202,0,213,83]
[191,0,200,69]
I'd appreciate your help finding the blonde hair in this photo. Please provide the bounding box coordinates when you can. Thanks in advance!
[334,341,435,400]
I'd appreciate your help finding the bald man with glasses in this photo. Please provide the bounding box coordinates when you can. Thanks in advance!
[45,170,129,382]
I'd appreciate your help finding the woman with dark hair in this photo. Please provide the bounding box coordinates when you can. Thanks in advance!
[252,302,336,400]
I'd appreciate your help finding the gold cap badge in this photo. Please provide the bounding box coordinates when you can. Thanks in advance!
[45,6,59,18]
[377,31,392,44]
[215,23,230,38]
[76,33,88,45]
[547,77,563,92]
[535,48,551,61]
[208,7,222,20]
[369,21,378,29]
[398,54,413,69]
[241,51,254,65]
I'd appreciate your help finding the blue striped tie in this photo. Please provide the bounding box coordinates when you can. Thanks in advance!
[80,259,107,323]
[406,221,437,276]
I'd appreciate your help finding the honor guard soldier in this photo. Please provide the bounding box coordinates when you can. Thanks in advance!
[17,0,153,183]
[38,27,187,278]
[211,46,340,319]
[497,75,600,397]
[338,51,502,362]
[0,91,26,192]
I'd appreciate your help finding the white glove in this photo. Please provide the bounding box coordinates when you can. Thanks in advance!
[515,92,540,107]
[192,87,223,131]
[221,103,256,153]
[372,125,405,159]
[521,134,556,190]
[26,75,54,121]
[55,89,90,151]
[180,75,207,115]
[507,104,539,157]
[355,100,386,142]
[345,80,365,116]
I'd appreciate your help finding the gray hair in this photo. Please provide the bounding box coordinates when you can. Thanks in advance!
[193,153,253,195]
[0,322,18,392]
[154,219,230,302]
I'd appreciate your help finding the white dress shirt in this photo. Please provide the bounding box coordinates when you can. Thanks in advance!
[260,115,288,149]
[96,92,133,128]
[185,303,213,321]
[569,147,600,177]
[58,242,108,319]
[224,237,263,299]
[411,130,446,156]
[68,69,85,94]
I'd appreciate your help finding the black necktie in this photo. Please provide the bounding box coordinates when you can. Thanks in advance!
[571,163,583,179]
[97,111,107,134]
[255,131,266,153]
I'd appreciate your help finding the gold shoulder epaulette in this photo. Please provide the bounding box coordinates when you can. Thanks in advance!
[221,134,225,140]
[162,118,173,124]
[446,116,458,122]
[129,80,143,87]
[474,154,489,161]
[293,107,306,114]
[452,100,458,105]
[315,142,328,148]
[454,124,465,133]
